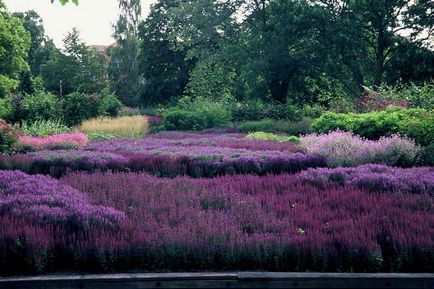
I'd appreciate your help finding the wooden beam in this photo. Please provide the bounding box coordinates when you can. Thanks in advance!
[1,272,434,289]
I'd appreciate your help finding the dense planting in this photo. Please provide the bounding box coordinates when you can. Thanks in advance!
[300,130,420,167]
[7,171,434,275]
[17,132,88,152]
[299,165,434,196]
[311,108,433,146]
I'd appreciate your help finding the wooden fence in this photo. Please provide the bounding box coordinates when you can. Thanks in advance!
[1,272,434,289]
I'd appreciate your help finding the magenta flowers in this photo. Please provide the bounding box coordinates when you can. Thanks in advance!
[17,132,88,152]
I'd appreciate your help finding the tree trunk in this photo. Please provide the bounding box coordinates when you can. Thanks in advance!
[373,29,386,90]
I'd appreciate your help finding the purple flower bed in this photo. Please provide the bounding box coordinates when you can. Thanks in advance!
[0,170,124,227]
[0,132,325,177]
[88,132,299,153]
[1,171,432,274]
[298,165,434,196]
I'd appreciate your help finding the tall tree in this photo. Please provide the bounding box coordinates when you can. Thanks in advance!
[41,28,106,96]
[138,0,194,105]
[108,0,142,106]
[0,1,30,97]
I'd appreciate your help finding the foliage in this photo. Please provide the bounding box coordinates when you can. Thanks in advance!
[380,83,434,110]
[61,92,102,126]
[311,107,434,146]
[238,118,313,136]
[107,0,142,106]
[230,100,303,122]
[78,116,148,138]
[163,97,231,131]
[246,132,300,143]
[0,119,18,154]
[20,91,60,122]
[300,130,420,167]
[86,132,116,141]
[21,119,70,137]
[0,98,11,120]
[98,89,122,117]
[41,29,107,96]
[0,7,31,97]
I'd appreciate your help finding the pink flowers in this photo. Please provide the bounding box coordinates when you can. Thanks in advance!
[17,132,88,152]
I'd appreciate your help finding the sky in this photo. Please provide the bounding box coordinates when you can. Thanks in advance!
[4,0,157,48]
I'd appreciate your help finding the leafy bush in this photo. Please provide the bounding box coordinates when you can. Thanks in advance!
[238,118,313,135]
[230,100,302,122]
[20,91,60,122]
[0,98,11,120]
[300,130,420,167]
[79,116,148,138]
[86,131,116,141]
[163,97,231,131]
[380,83,434,110]
[0,119,18,154]
[417,143,434,166]
[61,92,102,126]
[21,119,70,137]
[98,89,122,117]
[162,109,208,131]
[311,107,433,145]
[246,132,300,143]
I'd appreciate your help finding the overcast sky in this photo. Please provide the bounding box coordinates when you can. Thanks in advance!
[4,0,157,48]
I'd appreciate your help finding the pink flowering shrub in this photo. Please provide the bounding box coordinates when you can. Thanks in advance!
[300,130,420,167]
[17,132,88,152]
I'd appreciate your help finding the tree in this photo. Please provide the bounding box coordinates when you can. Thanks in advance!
[13,10,57,94]
[41,28,106,96]
[52,0,78,5]
[107,0,142,106]
[0,1,30,97]
[138,0,194,105]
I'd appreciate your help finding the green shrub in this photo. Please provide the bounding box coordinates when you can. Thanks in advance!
[62,92,102,126]
[20,91,60,122]
[246,132,300,143]
[86,131,116,141]
[0,119,18,154]
[0,98,11,120]
[417,143,434,166]
[381,83,434,110]
[163,109,207,131]
[98,89,122,117]
[163,96,231,131]
[230,100,302,122]
[311,107,433,145]
[21,119,70,137]
[238,118,313,135]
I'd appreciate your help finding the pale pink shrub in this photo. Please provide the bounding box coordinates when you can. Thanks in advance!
[17,132,88,152]
[300,130,420,167]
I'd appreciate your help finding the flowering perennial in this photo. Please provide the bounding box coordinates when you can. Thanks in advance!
[298,164,434,196]
[300,130,420,167]
[17,132,88,152]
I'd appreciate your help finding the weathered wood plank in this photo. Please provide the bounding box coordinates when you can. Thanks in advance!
[1,272,433,289]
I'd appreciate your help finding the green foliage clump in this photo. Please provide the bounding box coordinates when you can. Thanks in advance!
[98,89,122,117]
[246,132,300,143]
[230,100,303,122]
[61,91,122,127]
[20,91,60,122]
[21,119,70,137]
[86,131,115,141]
[162,97,231,131]
[0,98,11,120]
[312,107,433,146]
[0,119,18,154]
[380,83,434,110]
[238,118,313,136]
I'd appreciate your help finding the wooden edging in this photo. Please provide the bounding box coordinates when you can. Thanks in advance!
[1,272,434,289]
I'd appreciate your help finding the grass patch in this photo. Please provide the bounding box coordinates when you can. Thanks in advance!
[78,116,148,138]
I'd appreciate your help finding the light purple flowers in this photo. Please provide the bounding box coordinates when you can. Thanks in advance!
[0,170,124,227]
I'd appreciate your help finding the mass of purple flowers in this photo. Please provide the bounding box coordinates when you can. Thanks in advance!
[298,164,434,196]
[0,131,432,275]
[0,132,325,177]
[0,170,124,227]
